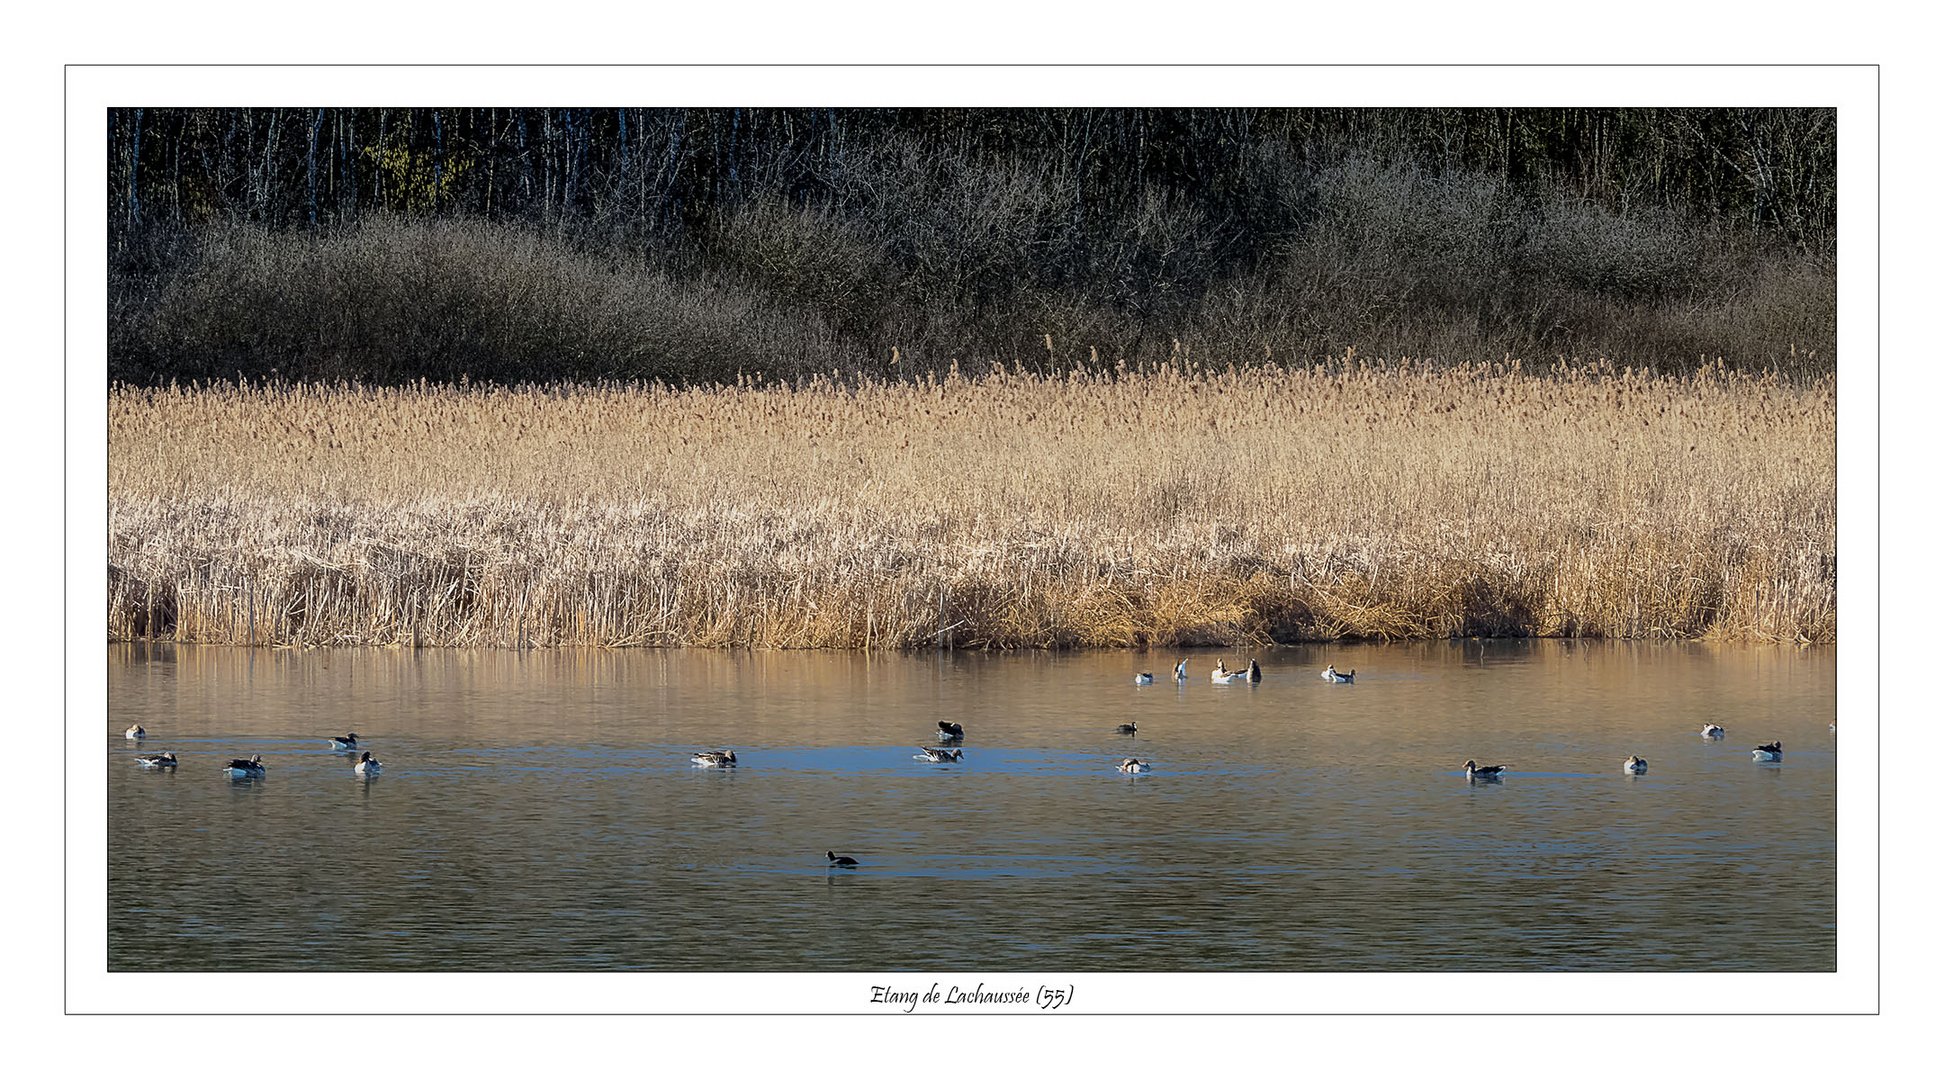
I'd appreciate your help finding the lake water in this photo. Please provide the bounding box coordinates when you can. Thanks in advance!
[106,640,1836,972]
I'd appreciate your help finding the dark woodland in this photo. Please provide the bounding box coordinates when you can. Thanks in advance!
[106,107,1836,385]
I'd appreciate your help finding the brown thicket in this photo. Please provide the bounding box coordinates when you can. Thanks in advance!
[108,363,1835,648]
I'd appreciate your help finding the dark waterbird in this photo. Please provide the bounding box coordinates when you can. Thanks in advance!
[916,746,964,763]
[1115,721,1138,735]
[134,751,177,768]
[1753,741,1783,761]
[1462,759,1507,780]
[328,733,360,751]
[936,721,965,742]
[223,754,266,779]
[826,851,859,867]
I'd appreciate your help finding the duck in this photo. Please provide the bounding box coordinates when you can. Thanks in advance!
[1623,755,1648,774]
[124,725,145,740]
[1118,757,1151,773]
[1211,661,1245,684]
[134,751,177,768]
[1174,659,1188,682]
[915,746,964,763]
[826,851,859,867]
[1701,723,1726,739]
[354,750,383,777]
[1830,721,1837,733]
[1248,658,1262,682]
[1462,759,1507,780]
[1135,672,1155,685]
[936,721,965,742]
[690,749,738,768]
[222,754,266,779]
[1114,721,1138,735]
[1322,665,1356,683]
[1752,741,1783,762]
[328,733,360,751]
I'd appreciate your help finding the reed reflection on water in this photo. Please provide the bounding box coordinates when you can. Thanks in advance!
[107,640,1835,971]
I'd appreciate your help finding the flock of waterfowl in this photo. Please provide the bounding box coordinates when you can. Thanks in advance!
[123,658,1819,872]
[124,725,382,778]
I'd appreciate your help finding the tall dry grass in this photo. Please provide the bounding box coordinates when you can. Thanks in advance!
[107,362,1835,648]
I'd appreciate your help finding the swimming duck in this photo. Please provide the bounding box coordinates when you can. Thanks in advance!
[1462,759,1507,780]
[936,721,965,742]
[1118,757,1151,773]
[1174,659,1188,682]
[690,749,738,768]
[1114,721,1138,735]
[1322,665,1356,683]
[826,851,859,867]
[222,754,266,779]
[1211,661,1245,684]
[1623,755,1648,774]
[134,751,177,768]
[354,750,383,777]
[124,725,145,740]
[328,733,360,751]
[1752,741,1783,762]
[1135,672,1155,685]
[1701,723,1726,739]
[915,746,964,763]
[1248,659,1262,683]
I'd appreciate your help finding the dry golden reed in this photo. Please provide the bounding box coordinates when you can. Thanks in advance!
[107,361,1835,649]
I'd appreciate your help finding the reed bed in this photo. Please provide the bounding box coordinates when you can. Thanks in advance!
[107,362,1835,649]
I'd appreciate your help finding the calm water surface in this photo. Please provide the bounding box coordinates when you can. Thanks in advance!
[108,641,1835,971]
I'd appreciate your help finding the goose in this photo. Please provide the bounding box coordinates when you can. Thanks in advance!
[1462,759,1507,780]
[1174,659,1188,682]
[1211,661,1245,684]
[915,746,964,763]
[1135,672,1155,685]
[1322,665,1356,683]
[1248,658,1262,683]
[936,721,965,742]
[328,733,360,751]
[690,749,738,768]
[354,750,383,777]
[1622,755,1648,774]
[1118,757,1151,774]
[124,725,145,740]
[134,751,177,769]
[1752,741,1783,762]
[826,851,859,867]
[1114,721,1138,735]
[1701,723,1726,739]
[222,754,266,779]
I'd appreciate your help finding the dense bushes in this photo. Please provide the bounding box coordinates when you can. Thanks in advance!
[107,112,1835,385]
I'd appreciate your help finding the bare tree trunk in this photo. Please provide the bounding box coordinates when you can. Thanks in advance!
[307,107,322,227]
[128,107,143,234]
